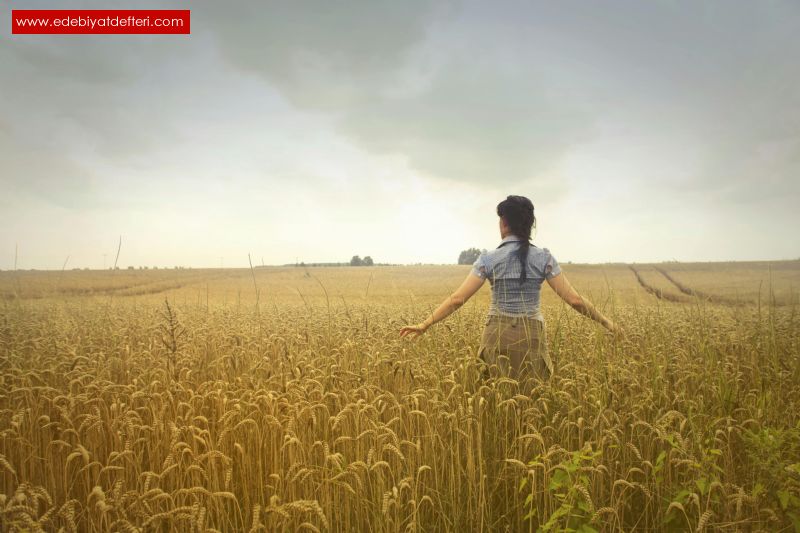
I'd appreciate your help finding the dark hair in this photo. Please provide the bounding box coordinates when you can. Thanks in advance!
[496,195,536,281]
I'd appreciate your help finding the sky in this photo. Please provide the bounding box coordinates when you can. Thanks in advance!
[1,0,799,269]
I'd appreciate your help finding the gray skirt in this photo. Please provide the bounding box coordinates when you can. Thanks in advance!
[478,314,553,381]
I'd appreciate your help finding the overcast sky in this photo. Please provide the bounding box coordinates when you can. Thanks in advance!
[2,1,799,269]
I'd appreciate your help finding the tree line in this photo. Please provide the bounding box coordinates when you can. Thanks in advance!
[349,255,374,266]
[458,248,483,265]
[288,249,485,268]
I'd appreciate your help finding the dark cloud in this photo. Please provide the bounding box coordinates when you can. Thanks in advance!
[337,59,593,185]
[1,2,236,206]
[203,0,453,109]
[6,0,796,193]
[0,123,101,208]
[519,0,800,199]
[200,0,597,185]
[200,0,800,195]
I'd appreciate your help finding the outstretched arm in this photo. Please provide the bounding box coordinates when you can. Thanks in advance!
[400,272,485,338]
[546,272,621,333]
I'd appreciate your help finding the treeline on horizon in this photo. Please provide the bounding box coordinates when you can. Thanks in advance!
[286,251,475,268]
[281,256,396,267]
[283,249,488,268]
[280,262,399,267]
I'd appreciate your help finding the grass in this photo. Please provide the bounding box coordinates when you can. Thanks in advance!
[0,263,799,531]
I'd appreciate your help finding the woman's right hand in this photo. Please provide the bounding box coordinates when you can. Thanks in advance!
[399,323,429,339]
[605,320,625,338]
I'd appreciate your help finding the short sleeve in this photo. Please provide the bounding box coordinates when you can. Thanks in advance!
[543,248,561,279]
[471,252,491,280]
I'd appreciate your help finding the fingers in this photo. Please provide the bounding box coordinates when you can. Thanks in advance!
[399,326,422,338]
[604,325,625,340]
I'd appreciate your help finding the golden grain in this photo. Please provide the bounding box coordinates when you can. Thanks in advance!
[0,264,798,531]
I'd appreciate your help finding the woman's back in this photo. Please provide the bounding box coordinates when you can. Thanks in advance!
[471,235,561,319]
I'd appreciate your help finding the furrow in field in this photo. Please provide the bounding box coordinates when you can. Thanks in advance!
[654,266,746,306]
[629,265,689,303]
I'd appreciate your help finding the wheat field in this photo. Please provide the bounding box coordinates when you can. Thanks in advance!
[1,262,799,532]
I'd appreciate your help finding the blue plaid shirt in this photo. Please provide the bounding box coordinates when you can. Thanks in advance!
[471,235,561,320]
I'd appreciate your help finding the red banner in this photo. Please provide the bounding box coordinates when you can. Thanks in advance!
[12,9,190,35]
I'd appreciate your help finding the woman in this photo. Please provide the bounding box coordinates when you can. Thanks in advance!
[399,195,620,381]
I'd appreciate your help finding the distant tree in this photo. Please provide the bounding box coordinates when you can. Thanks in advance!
[350,255,363,266]
[458,248,482,265]
[363,256,374,266]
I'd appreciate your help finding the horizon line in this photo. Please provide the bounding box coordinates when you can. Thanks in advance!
[3,257,800,273]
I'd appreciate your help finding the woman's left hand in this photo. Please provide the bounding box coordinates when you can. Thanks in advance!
[399,323,428,338]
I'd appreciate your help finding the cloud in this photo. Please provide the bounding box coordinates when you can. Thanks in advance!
[337,58,593,187]
[528,0,800,201]
[1,3,311,209]
[202,0,595,187]
[203,0,451,109]
[202,0,800,199]
[0,122,100,208]
[0,32,193,159]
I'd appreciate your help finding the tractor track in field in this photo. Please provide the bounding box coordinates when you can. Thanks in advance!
[629,266,689,303]
[653,266,747,306]
[0,272,231,301]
